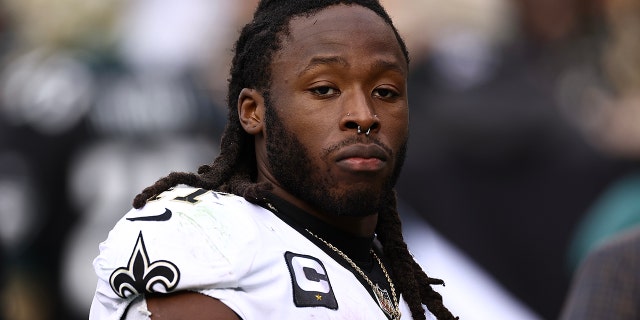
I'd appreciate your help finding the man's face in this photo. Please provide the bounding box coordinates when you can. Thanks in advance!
[260,4,409,216]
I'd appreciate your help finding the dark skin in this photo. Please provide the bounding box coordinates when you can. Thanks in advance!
[146,292,240,320]
[147,4,409,319]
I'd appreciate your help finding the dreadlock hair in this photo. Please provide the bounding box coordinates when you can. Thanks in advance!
[132,1,457,319]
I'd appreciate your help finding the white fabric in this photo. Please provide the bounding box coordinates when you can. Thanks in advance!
[90,186,431,319]
[122,296,150,320]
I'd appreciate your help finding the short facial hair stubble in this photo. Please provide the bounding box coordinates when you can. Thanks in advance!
[264,98,407,217]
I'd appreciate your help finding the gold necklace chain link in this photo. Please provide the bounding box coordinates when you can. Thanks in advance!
[306,229,401,320]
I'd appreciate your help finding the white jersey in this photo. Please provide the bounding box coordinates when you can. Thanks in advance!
[90,186,430,319]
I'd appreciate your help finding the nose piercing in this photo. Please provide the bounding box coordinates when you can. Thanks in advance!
[357,125,371,136]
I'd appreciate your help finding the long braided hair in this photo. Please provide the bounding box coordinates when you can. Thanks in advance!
[132,1,457,319]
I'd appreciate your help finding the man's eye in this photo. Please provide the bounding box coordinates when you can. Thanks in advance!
[374,88,399,99]
[310,86,338,96]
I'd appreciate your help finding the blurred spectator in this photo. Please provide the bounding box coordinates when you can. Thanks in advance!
[0,0,256,319]
[561,226,640,320]
[565,0,640,275]
[567,172,640,272]
[0,1,82,320]
[393,0,633,318]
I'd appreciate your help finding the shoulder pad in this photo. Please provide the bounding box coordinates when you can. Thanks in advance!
[94,187,263,300]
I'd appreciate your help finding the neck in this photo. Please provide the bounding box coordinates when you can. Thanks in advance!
[270,188,378,238]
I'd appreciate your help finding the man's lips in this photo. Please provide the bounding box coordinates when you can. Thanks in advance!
[334,144,389,171]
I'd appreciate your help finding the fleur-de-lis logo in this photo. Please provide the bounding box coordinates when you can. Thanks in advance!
[109,232,180,298]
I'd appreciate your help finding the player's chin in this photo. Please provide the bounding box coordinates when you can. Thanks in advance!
[333,178,383,194]
[329,185,387,215]
[332,167,392,186]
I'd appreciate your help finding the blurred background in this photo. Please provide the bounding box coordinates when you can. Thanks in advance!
[1,0,639,319]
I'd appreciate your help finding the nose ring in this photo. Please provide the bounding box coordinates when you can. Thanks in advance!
[357,125,371,136]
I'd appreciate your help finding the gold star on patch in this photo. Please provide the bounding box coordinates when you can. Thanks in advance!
[316,294,323,301]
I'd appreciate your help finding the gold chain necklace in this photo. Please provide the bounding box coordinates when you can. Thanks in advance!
[306,229,401,320]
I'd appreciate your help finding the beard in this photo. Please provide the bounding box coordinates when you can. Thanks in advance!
[264,101,407,217]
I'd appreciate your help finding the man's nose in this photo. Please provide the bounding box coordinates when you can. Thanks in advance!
[340,90,380,136]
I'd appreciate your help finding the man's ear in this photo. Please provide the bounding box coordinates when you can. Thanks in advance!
[238,88,265,135]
